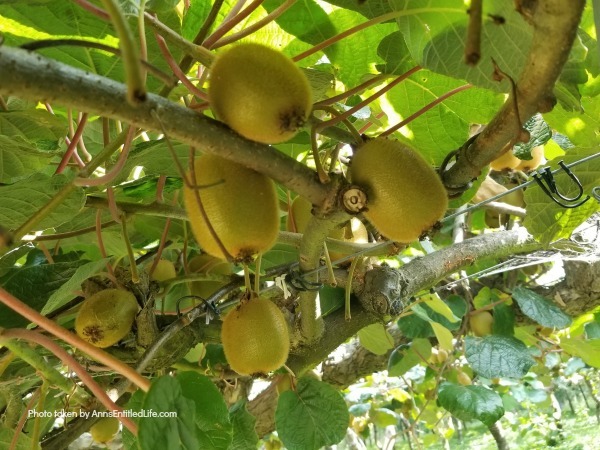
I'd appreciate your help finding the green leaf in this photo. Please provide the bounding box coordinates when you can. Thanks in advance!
[138,376,199,450]
[181,0,212,41]
[513,114,552,158]
[512,286,572,329]
[41,258,109,315]
[275,377,348,450]
[0,173,85,230]
[422,293,459,323]
[465,336,535,379]
[0,427,38,450]
[430,322,454,352]
[388,338,431,376]
[358,323,394,355]
[229,401,259,450]
[523,148,600,243]
[0,135,61,183]
[369,408,399,427]
[0,109,66,148]
[0,258,88,327]
[122,389,145,450]
[560,338,600,368]
[318,285,345,317]
[492,303,515,336]
[438,383,504,427]
[176,371,233,450]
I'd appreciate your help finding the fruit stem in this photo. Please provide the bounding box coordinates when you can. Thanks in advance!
[314,73,389,107]
[154,33,209,101]
[99,0,146,104]
[203,0,264,49]
[144,12,214,67]
[254,253,263,294]
[318,67,421,131]
[344,256,362,321]
[55,113,88,175]
[293,11,422,62]
[380,84,473,138]
[322,243,337,287]
[211,0,297,49]
[0,328,139,435]
[120,214,140,283]
[243,263,252,293]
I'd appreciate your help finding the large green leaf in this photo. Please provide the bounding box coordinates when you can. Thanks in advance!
[229,401,258,450]
[358,323,394,355]
[41,258,110,315]
[512,286,572,329]
[0,136,61,184]
[0,109,66,149]
[385,69,502,164]
[138,376,199,450]
[275,377,348,450]
[560,338,600,368]
[465,335,535,379]
[0,258,88,327]
[176,371,233,450]
[0,173,85,230]
[438,383,504,427]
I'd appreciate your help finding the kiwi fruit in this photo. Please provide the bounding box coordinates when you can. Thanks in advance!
[209,43,312,144]
[188,253,233,299]
[90,417,120,443]
[469,310,494,336]
[220,295,290,375]
[183,154,279,262]
[473,176,507,203]
[328,218,369,262]
[349,138,448,243]
[150,259,177,282]
[490,147,520,171]
[457,370,472,386]
[515,145,545,172]
[75,289,139,348]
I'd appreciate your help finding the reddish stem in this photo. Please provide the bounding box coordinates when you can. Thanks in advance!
[203,0,264,49]
[0,287,151,392]
[55,113,88,174]
[154,33,209,101]
[0,328,138,435]
[380,84,472,137]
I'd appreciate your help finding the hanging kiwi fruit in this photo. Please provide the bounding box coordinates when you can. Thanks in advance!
[349,138,448,243]
[209,42,313,144]
[75,289,139,348]
[220,295,290,375]
[183,154,279,263]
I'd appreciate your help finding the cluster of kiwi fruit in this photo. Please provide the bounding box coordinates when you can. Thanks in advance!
[181,42,316,375]
[183,43,454,375]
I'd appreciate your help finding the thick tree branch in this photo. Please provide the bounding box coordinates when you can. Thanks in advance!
[0,46,331,206]
[443,0,585,192]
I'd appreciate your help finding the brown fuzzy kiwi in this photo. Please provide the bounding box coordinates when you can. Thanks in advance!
[221,295,290,375]
[349,138,448,243]
[209,43,312,144]
[75,289,139,348]
[183,154,280,262]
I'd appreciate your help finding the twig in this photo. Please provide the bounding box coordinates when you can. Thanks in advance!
[465,0,483,65]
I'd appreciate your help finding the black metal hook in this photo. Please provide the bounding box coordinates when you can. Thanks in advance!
[532,160,590,208]
[285,269,323,292]
[176,295,220,318]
